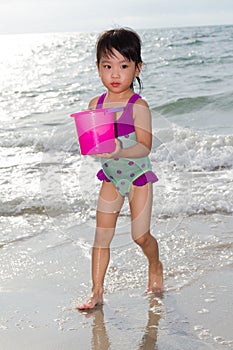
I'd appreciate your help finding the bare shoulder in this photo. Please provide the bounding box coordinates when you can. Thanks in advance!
[88,95,100,109]
[135,97,150,108]
[133,96,151,129]
[134,97,151,118]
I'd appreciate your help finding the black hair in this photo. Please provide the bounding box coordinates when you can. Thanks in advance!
[96,27,143,90]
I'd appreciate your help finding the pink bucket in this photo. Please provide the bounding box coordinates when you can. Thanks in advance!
[71,108,120,155]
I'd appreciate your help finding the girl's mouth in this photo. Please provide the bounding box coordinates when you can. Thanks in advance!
[111,82,120,87]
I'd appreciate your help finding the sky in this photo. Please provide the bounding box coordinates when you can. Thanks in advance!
[0,0,233,34]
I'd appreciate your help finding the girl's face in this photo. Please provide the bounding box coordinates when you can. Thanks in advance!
[97,48,141,94]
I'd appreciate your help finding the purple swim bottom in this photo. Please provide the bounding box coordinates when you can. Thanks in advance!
[97,169,158,186]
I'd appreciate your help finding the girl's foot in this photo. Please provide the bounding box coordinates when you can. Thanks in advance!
[146,260,164,293]
[77,294,103,310]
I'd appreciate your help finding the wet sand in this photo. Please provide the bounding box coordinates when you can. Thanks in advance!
[0,215,232,350]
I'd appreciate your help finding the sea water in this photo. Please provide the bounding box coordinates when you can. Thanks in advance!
[0,24,233,347]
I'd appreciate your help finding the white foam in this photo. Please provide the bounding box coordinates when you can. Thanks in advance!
[150,125,233,217]
[152,124,233,171]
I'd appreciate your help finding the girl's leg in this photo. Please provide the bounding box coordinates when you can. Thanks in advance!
[77,181,124,310]
[129,183,163,293]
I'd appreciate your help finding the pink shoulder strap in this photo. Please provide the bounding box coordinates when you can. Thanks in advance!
[96,92,140,109]
[128,93,141,104]
[96,93,107,108]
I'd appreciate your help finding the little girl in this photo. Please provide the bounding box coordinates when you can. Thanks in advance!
[78,27,163,310]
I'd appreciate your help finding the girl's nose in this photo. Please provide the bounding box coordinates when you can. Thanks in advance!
[111,68,120,77]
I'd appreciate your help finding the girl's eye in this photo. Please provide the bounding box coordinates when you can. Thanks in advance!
[103,64,111,69]
[121,64,128,69]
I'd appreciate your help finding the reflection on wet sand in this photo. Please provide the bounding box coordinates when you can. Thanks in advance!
[79,306,110,350]
[138,294,163,349]
[78,294,163,350]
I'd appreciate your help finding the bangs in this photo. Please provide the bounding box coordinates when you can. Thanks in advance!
[97,43,134,63]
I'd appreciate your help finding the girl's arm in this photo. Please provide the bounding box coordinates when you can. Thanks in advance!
[88,96,99,109]
[101,98,152,159]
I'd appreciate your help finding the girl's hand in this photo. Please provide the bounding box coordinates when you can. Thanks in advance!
[95,139,121,159]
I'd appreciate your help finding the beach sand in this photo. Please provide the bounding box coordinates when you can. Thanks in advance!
[0,215,232,350]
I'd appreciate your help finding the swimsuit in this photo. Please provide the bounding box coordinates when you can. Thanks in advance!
[96,93,158,196]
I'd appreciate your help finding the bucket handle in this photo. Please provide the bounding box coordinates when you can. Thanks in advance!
[70,107,124,118]
[107,107,124,113]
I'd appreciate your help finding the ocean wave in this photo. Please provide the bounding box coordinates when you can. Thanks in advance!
[167,39,204,48]
[3,153,232,223]
[0,195,89,218]
[0,198,46,217]
[155,206,233,219]
[0,124,79,155]
[1,189,232,221]
[166,55,205,67]
[152,125,233,171]
[153,91,233,115]
[153,96,209,115]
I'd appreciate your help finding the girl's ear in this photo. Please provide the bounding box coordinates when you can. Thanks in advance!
[135,62,142,77]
